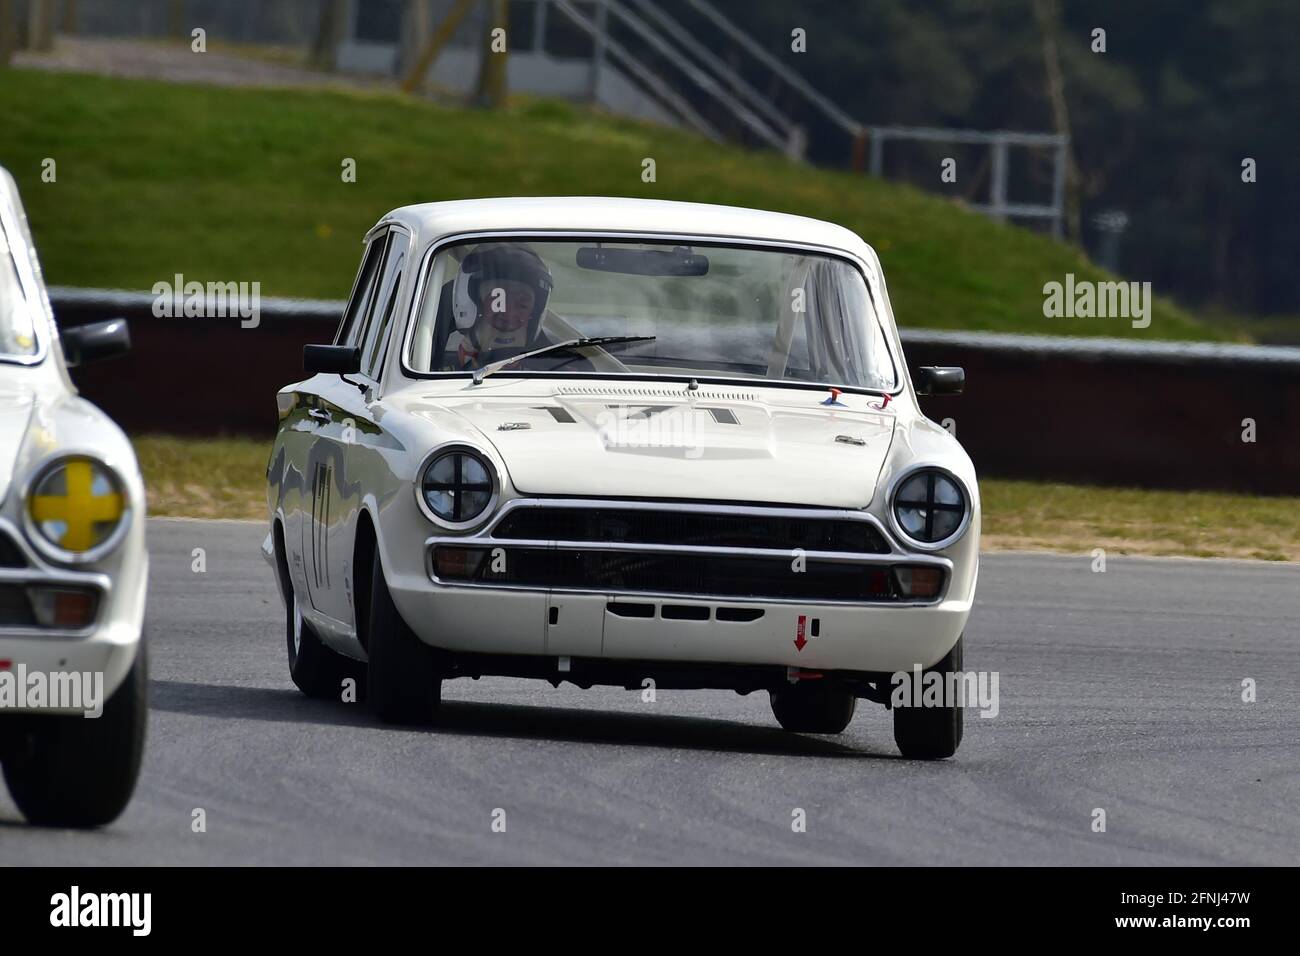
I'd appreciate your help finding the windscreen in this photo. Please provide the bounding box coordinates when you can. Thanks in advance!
[406,238,896,391]
[0,223,39,359]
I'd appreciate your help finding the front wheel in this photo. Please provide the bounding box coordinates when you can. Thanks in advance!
[770,682,856,733]
[892,635,964,760]
[3,640,148,828]
[286,590,366,701]
[366,552,441,725]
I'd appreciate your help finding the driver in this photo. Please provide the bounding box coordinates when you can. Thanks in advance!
[442,243,554,371]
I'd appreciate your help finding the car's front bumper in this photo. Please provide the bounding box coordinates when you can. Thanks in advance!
[390,578,970,673]
[380,497,975,674]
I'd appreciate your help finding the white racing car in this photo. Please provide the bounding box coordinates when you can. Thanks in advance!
[265,197,977,758]
[0,167,148,825]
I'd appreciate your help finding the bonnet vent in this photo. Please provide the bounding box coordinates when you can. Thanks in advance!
[555,384,758,402]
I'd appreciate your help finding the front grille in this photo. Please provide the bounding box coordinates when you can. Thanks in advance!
[492,506,890,554]
[0,584,36,627]
[0,529,27,568]
[435,545,908,602]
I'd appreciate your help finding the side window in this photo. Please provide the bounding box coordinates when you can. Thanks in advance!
[334,233,389,348]
[360,237,406,380]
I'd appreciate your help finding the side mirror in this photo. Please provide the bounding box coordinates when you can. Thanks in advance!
[61,318,131,367]
[914,366,965,396]
[304,344,361,375]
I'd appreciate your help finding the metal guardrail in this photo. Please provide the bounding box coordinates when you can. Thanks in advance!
[899,329,1300,368]
[866,126,1069,235]
[603,1,1068,233]
[625,0,797,149]
[603,0,785,150]
[679,0,861,138]
[549,0,724,143]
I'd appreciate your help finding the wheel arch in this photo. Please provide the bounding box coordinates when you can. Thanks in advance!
[352,507,380,652]
[271,515,293,606]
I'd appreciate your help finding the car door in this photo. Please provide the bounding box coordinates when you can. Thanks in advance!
[320,225,409,631]
[300,229,390,621]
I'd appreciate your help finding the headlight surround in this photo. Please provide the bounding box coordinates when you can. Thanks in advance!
[416,446,498,530]
[23,455,130,563]
[889,466,970,550]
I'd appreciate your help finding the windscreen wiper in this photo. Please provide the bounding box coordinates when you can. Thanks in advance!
[471,336,656,385]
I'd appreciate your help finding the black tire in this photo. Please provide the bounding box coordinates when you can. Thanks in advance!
[892,635,964,760]
[274,523,365,701]
[285,587,366,701]
[3,640,148,828]
[366,551,441,724]
[770,682,857,733]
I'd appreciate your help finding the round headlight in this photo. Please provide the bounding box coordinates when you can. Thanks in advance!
[25,456,128,561]
[891,467,969,548]
[418,448,496,528]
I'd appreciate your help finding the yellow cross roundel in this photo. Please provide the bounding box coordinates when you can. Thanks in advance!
[30,458,125,552]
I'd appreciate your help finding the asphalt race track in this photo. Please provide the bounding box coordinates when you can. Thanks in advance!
[2,518,1297,865]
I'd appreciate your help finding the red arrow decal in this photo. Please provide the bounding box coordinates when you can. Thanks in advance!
[794,615,807,651]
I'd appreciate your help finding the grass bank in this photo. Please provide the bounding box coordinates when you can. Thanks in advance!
[0,68,1228,341]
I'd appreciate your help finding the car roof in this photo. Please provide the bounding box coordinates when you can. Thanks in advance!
[383,197,874,261]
